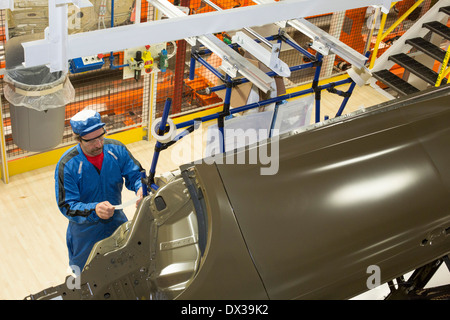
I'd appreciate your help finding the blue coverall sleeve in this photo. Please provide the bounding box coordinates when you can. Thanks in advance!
[117,144,143,193]
[55,161,100,225]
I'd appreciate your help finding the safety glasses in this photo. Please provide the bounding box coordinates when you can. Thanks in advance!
[81,128,107,143]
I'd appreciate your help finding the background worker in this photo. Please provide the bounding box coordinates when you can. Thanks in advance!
[55,109,144,271]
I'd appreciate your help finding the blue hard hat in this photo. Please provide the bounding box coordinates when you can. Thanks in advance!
[70,109,105,136]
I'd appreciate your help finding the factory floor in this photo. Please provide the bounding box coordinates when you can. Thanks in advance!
[0,83,447,300]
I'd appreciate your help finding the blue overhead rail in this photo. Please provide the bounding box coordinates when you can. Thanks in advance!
[145,31,358,189]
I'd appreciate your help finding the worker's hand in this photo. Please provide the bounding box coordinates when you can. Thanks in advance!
[95,201,115,219]
[135,187,143,208]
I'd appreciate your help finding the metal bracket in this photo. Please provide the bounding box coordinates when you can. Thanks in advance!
[232,31,291,77]
[149,0,273,93]
[287,18,368,69]
[147,0,197,46]
[252,0,375,70]
[202,0,290,78]
[196,34,273,93]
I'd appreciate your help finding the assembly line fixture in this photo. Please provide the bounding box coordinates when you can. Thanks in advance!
[146,31,360,186]
[184,32,357,151]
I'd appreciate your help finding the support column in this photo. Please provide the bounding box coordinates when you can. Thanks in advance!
[172,0,190,114]
[143,2,157,141]
[48,0,69,72]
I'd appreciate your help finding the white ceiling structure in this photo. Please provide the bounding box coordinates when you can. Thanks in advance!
[10,0,394,73]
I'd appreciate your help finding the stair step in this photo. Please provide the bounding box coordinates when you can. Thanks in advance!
[439,5,450,15]
[406,37,446,62]
[389,53,448,85]
[373,69,420,96]
[423,21,450,40]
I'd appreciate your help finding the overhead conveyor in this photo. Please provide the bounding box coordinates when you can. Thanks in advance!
[252,0,371,71]
[148,0,370,106]
[145,0,378,185]
[16,0,394,72]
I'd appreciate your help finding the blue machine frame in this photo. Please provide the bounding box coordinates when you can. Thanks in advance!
[146,32,361,191]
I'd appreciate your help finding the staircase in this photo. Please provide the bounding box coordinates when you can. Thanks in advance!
[370,1,450,97]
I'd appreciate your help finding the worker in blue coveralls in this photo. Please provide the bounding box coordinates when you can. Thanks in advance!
[55,109,144,272]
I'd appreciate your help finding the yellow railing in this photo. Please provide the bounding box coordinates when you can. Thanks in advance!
[369,0,424,69]
[436,45,450,87]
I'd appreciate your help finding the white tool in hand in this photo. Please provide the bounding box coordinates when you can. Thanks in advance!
[114,196,140,210]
